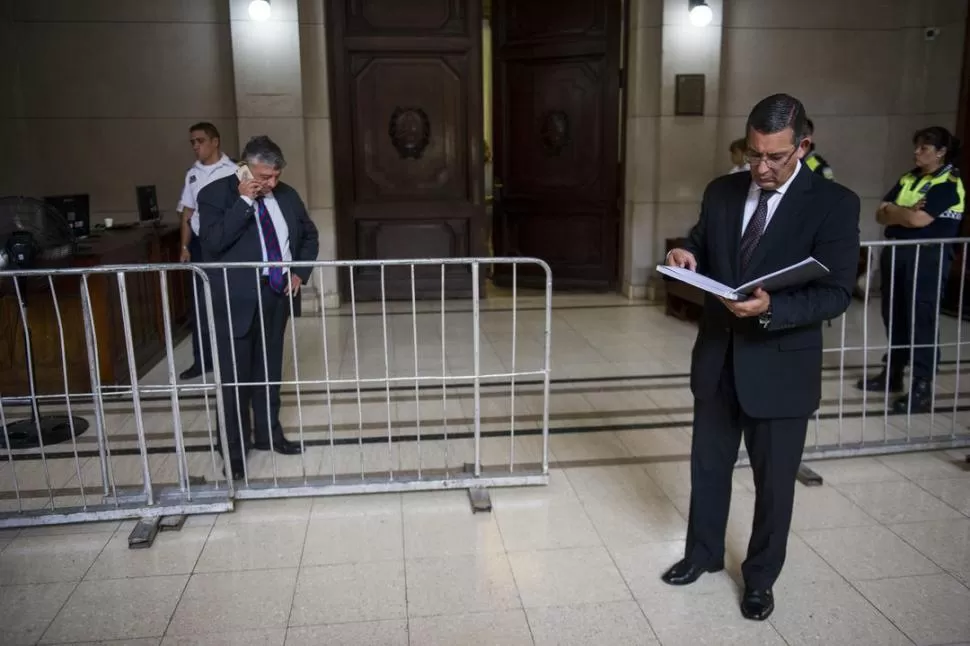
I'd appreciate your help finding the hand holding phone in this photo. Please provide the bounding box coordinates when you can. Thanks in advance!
[237,164,260,199]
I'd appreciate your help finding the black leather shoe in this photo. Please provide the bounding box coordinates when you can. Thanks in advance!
[661,559,723,586]
[180,365,204,380]
[856,368,903,393]
[892,378,933,414]
[222,460,245,481]
[253,437,304,455]
[740,587,774,621]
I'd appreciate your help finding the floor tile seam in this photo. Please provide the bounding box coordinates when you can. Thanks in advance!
[210,517,313,530]
[595,529,663,645]
[158,517,218,640]
[395,496,413,646]
[476,490,532,632]
[36,526,115,645]
[885,521,970,594]
[902,472,970,520]
[796,531,947,645]
[557,466,666,644]
[285,511,315,631]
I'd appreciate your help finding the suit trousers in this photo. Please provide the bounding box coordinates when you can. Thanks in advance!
[879,245,951,381]
[188,235,213,371]
[685,342,809,589]
[216,282,290,462]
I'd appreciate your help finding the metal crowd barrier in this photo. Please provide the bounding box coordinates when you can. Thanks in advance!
[740,237,970,478]
[0,257,553,531]
[809,238,969,457]
[0,265,234,530]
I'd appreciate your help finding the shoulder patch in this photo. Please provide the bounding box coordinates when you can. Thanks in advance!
[822,167,834,180]
[189,175,197,184]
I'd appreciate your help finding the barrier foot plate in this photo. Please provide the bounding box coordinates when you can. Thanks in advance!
[128,517,160,549]
[468,487,492,513]
[796,463,824,487]
[159,515,186,532]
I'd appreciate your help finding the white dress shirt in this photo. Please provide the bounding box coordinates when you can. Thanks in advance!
[178,154,239,235]
[740,160,801,236]
[241,192,292,276]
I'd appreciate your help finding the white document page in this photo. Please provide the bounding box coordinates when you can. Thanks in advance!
[656,266,742,301]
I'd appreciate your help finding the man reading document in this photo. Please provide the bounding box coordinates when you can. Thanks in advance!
[662,94,860,620]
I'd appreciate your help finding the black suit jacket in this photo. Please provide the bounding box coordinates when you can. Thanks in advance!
[197,176,320,337]
[683,165,860,419]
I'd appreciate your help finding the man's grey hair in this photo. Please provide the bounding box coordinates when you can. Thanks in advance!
[242,135,286,170]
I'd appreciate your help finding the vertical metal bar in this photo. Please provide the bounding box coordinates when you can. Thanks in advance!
[411,264,422,479]
[835,309,847,448]
[0,398,23,513]
[200,270,233,494]
[349,266,365,480]
[116,272,154,506]
[930,243,945,436]
[905,244,921,430]
[472,261,482,477]
[223,268,248,486]
[192,267,217,482]
[47,276,87,508]
[12,277,55,509]
[80,275,114,501]
[286,273,308,483]
[509,263,518,472]
[255,268,279,486]
[541,261,553,474]
[380,265,393,481]
[317,267,337,484]
[952,242,967,437]
[158,271,189,498]
[440,265,449,477]
[861,248,872,439]
[883,247,894,441]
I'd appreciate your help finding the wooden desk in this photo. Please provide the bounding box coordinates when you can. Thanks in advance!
[0,224,190,397]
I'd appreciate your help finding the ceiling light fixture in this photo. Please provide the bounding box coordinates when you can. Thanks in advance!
[688,0,713,27]
[249,0,271,21]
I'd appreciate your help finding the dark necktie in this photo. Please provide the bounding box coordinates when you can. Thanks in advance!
[255,197,286,293]
[740,189,776,270]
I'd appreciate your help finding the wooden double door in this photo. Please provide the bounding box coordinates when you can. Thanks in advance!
[327,0,622,299]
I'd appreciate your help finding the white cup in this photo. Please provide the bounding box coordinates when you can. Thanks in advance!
[104,217,114,228]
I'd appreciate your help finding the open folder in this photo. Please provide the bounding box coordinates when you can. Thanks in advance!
[656,257,830,301]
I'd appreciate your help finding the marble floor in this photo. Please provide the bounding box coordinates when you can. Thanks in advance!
[1,294,969,644]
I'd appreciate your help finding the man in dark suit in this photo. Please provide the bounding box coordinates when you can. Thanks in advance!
[198,135,319,477]
[663,94,860,620]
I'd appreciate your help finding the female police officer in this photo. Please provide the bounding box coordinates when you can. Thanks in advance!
[857,127,964,414]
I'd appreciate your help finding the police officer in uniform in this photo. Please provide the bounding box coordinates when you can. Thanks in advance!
[177,122,238,380]
[803,118,835,181]
[857,126,965,413]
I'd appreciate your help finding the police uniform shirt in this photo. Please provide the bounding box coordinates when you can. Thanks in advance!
[804,150,834,180]
[178,154,239,235]
[883,164,966,240]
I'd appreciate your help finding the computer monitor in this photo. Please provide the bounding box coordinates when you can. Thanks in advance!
[44,194,91,239]
[135,185,161,224]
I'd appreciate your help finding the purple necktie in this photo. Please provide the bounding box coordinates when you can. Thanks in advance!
[255,197,285,293]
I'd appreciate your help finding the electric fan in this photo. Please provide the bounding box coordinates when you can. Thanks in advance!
[0,196,90,449]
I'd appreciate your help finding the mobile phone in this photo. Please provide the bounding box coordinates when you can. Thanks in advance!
[236,164,254,182]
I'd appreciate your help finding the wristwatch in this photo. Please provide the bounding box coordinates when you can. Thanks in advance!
[758,307,772,329]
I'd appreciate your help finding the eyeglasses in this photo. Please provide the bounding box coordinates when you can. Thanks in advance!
[744,145,800,170]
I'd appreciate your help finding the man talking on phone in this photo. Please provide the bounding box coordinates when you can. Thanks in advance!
[197,135,319,478]
[662,94,860,621]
